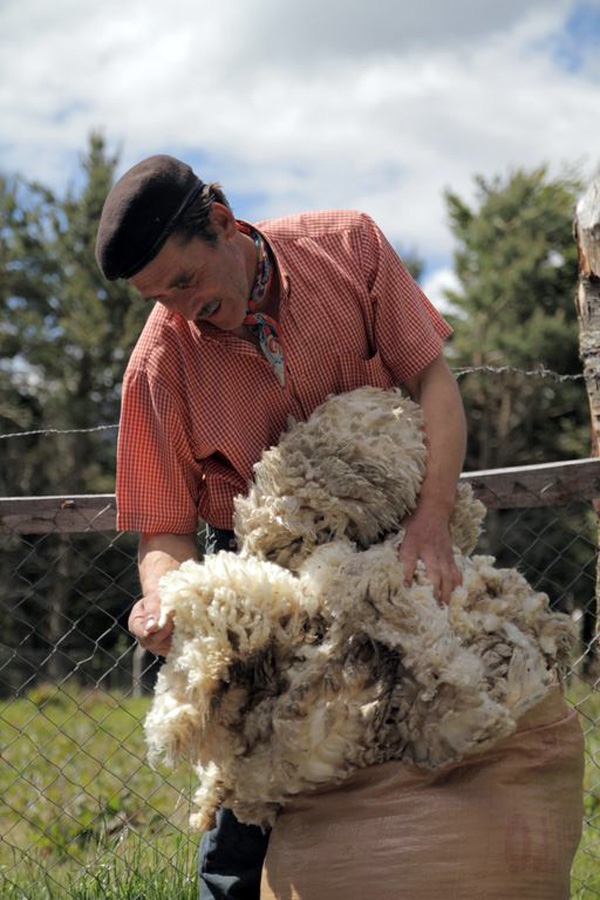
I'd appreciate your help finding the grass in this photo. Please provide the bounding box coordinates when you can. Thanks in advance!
[1,835,199,900]
[1,677,599,898]
[0,681,201,899]
[569,676,600,899]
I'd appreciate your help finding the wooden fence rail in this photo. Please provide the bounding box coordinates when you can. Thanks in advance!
[1,458,600,535]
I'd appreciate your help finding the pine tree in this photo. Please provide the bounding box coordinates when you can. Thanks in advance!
[444,168,595,655]
[1,134,148,685]
[445,167,587,470]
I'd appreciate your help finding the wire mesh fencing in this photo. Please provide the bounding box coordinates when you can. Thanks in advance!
[1,467,599,898]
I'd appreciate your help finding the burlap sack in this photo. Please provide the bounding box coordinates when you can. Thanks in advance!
[261,688,584,900]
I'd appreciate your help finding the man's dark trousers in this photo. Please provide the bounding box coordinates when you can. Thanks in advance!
[198,525,270,899]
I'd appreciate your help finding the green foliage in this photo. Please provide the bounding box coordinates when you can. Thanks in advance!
[444,166,588,470]
[0,136,151,681]
[2,844,199,900]
[0,132,148,496]
[566,680,600,899]
[444,168,594,630]
[0,683,201,899]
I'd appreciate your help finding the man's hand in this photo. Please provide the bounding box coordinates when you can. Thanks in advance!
[401,354,467,607]
[132,532,198,657]
[398,505,462,607]
[128,588,174,657]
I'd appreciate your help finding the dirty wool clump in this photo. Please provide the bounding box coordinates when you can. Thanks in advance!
[145,387,573,831]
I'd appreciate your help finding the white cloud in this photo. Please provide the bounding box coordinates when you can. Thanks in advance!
[421,267,461,315]
[1,0,598,279]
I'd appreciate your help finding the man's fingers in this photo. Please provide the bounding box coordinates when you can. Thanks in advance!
[144,623,173,645]
[427,566,443,603]
[143,616,158,635]
[144,634,173,657]
[143,613,173,636]
[128,609,147,641]
[127,591,174,657]
[399,551,416,586]
[435,559,463,606]
[136,623,173,656]
[400,551,461,607]
[398,537,420,578]
[439,570,454,607]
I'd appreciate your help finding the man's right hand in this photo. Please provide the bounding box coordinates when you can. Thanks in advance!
[132,531,198,657]
[128,588,174,656]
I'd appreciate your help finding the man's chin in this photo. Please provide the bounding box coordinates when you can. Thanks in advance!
[194,300,223,327]
[194,302,248,333]
[194,318,237,333]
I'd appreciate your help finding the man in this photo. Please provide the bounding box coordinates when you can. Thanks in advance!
[96,154,466,899]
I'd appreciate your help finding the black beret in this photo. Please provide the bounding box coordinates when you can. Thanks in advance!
[95,154,206,280]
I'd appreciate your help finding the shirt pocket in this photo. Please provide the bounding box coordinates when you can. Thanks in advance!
[336,350,396,393]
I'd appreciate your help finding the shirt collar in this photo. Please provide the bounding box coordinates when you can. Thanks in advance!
[236,219,291,302]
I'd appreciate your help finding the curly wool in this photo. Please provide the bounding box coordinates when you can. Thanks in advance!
[235,388,430,569]
[145,387,573,831]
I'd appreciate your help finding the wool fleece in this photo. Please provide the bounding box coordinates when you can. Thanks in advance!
[144,387,573,831]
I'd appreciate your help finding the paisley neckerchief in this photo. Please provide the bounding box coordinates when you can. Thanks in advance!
[239,222,286,388]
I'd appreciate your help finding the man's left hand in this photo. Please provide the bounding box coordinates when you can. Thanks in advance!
[398,505,462,607]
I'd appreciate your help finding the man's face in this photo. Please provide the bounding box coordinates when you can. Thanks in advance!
[129,213,254,331]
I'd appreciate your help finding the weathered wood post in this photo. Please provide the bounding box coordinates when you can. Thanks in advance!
[574,180,600,676]
[132,643,145,698]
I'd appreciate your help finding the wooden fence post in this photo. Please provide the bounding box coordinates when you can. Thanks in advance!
[132,643,145,699]
[575,179,600,676]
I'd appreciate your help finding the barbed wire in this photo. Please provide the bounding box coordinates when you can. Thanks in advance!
[0,365,585,441]
[453,364,584,382]
[0,424,119,441]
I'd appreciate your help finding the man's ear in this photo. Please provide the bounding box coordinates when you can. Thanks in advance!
[209,201,237,238]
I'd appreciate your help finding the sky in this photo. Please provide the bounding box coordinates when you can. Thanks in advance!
[1,0,600,306]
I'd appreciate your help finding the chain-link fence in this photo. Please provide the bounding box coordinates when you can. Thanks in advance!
[1,465,599,898]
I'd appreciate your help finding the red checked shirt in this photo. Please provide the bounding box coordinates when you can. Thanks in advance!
[116,210,452,533]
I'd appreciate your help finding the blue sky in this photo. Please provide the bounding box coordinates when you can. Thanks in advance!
[1,0,599,305]
[551,2,600,71]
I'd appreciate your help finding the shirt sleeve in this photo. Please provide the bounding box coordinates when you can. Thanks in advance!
[116,368,203,534]
[355,213,453,384]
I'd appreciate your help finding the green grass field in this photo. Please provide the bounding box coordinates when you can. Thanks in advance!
[1,679,599,899]
[0,682,201,899]
[572,678,600,899]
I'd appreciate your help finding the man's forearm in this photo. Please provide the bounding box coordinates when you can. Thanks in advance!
[129,532,198,655]
[138,532,199,596]
[401,354,466,604]
[411,358,466,517]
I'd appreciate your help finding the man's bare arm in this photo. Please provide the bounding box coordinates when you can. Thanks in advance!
[401,354,467,605]
[128,532,198,656]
